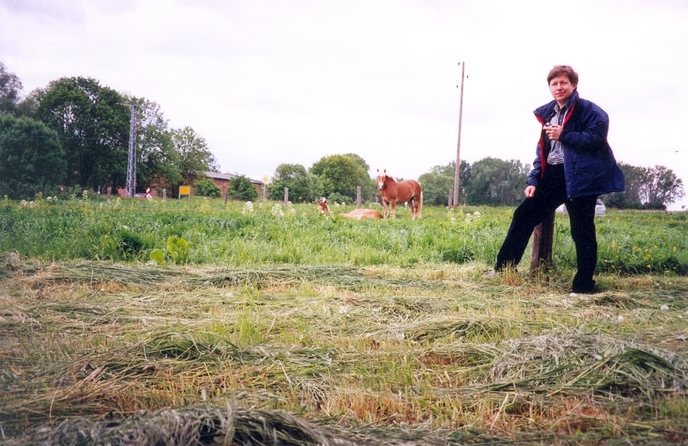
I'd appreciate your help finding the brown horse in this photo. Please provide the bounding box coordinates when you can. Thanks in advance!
[341,208,382,220]
[317,198,382,220]
[376,169,423,219]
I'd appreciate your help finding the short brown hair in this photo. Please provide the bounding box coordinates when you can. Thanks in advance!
[547,65,578,86]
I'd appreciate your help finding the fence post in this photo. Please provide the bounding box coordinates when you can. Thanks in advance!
[163,188,167,201]
[531,211,555,273]
[284,187,289,206]
[356,186,362,208]
[106,187,111,201]
[448,189,453,208]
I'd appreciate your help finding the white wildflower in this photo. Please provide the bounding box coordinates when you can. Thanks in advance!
[271,203,285,217]
[242,201,254,215]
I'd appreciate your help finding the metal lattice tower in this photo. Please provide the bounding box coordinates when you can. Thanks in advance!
[125,105,138,197]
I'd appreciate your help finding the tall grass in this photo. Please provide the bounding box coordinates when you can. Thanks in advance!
[1,197,686,274]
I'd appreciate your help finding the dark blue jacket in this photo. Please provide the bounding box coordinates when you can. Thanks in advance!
[528,90,625,199]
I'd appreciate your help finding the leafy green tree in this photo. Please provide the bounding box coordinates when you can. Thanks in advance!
[606,162,684,210]
[268,163,323,202]
[33,77,130,190]
[0,114,66,199]
[228,175,259,201]
[170,126,218,186]
[464,157,529,206]
[16,92,39,119]
[193,177,222,198]
[343,153,377,201]
[606,162,647,209]
[642,165,684,209]
[0,62,23,117]
[419,161,470,206]
[310,154,372,202]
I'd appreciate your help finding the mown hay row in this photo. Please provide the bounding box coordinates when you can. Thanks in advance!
[13,402,467,446]
[2,258,450,292]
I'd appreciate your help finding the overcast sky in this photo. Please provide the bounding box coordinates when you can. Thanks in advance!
[1,0,687,209]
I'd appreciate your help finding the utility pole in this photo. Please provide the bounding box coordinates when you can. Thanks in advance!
[453,62,465,207]
[125,105,138,197]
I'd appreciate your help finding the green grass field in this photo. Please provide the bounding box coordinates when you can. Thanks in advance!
[1,197,687,445]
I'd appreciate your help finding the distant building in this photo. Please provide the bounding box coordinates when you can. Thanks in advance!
[204,171,264,198]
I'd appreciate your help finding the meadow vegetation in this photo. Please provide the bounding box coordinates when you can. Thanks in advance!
[1,196,687,445]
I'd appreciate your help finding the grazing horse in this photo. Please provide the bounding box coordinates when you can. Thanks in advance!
[376,169,423,219]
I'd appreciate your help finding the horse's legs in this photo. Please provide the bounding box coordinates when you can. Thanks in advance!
[382,199,389,218]
[410,196,422,220]
[390,200,396,218]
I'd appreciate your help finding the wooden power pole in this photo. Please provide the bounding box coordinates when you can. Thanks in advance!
[453,62,465,207]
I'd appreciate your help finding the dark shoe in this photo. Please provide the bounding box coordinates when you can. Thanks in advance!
[571,285,597,295]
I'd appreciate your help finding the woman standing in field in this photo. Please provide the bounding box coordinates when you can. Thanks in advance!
[487,65,625,294]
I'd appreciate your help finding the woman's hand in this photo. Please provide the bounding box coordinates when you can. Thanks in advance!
[544,123,562,141]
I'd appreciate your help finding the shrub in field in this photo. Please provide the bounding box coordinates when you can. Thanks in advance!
[193,177,222,198]
[116,229,148,257]
[228,175,259,202]
[150,235,190,265]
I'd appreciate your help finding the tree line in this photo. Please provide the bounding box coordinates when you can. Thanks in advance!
[2,61,684,208]
[0,62,217,199]
[270,155,684,210]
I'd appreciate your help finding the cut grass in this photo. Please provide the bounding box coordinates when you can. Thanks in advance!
[1,257,687,444]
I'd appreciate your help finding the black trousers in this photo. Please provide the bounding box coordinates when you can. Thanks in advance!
[494,164,598,292]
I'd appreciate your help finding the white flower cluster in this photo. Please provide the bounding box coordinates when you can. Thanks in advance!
[271,203,285,218]
[242,201,254,215]
[465,211,481,222]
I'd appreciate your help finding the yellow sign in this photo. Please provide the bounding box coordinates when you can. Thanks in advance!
[179,185,191,196]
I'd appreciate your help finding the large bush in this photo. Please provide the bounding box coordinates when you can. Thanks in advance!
[228,175,259,202]
[194,177,221,198]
